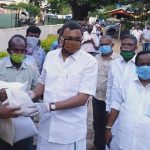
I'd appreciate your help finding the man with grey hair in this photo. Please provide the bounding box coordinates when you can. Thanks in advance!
[105,34,138,149]
[92,35,119,150]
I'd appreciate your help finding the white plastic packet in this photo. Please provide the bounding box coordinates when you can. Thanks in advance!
[0,81,27,91]
[0,81,38,145]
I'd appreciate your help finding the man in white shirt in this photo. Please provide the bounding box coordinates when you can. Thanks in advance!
[105,51,150,150]
[81,24,99,56]
[32,21,98,150]
[141,24,150,51]
[131,25,142,45]
[92,35,119,150]
[105,34,138,149]
[106,34,138,112]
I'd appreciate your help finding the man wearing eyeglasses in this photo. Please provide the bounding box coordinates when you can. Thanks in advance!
[31,21,98,150]
[0,34,39,150]
[92,35,119,150]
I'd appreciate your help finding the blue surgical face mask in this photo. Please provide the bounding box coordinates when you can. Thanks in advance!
[136,66,150,80]
[99,45,112,54]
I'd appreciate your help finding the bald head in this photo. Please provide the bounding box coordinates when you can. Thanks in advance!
[100,35,113,43]
[100,35,114,48]
[7,35,27,54]
[8,35,27,49]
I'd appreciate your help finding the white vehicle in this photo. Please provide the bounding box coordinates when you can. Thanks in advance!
[44,13,58,19]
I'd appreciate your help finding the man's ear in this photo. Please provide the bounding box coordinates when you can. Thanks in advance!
[112,43,114,48]
[59,36,64,47]
[135,45,138,51]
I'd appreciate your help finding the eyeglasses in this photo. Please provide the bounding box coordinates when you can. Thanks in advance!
[11,49,26,54]
[61,36,82,42]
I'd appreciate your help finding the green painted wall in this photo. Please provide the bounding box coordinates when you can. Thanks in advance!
[0,14,16,28]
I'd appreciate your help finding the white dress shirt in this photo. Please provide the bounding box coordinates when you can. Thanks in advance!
[81,31,99,53]
[106,55,136,112]
[131,29,142,42]
[142,29,150,43]
[38,48,98,144]
[111,76,150,150]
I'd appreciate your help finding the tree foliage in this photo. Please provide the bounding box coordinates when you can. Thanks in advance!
[29,0,43,6]
[7,3,40,16]
[125,0,150,20]
[47,0,116,20]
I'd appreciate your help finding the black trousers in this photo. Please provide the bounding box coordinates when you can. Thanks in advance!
[0,137,34,150]
[92,97,106,150]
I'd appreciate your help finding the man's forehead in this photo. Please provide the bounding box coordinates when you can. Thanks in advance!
[100,38,112,43]
[122,38,133,43]
[11,37,25,45]
[139,54,150,60]
[63,28,82,37]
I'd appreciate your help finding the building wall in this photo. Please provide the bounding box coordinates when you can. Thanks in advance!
[0,24,62,51]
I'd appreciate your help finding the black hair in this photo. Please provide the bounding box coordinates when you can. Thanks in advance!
[59,20,83,36]
[57,28,61,35]
[121,34,137,46]
[8,34,27,48]
[135,51,150,65]
[26,26,41,35]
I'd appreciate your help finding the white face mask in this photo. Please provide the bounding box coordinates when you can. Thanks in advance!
[26,37,39,54]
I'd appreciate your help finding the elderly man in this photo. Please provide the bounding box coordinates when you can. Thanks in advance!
[105,34,138,149]
[105,51,150,150]
[31,21,98,150]
[92,35,119,150]
[0,34,39,150]
[106,34,138,112]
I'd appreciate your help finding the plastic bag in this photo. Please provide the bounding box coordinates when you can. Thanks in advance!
[0,81,37,145]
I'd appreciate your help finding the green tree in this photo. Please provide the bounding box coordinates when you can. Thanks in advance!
[29,0,43,6]
[7,3,40,16]
[48,0,116,20]
[125,0,150,20]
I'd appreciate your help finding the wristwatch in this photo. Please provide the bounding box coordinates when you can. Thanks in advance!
[50,103,56,111]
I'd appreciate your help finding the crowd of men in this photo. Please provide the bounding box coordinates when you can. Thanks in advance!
[0,20,150,150]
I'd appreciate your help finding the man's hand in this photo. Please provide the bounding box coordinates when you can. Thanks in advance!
[24,103,50,117]
[105,129,112,148]
[0,89,7,102]
[36,103,50,116]
[0,103,21,119]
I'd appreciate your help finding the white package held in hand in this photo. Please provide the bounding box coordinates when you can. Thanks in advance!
[0,80,27,91]
[0,81,38,145]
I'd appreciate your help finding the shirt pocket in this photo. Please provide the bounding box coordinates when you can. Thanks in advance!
[66,72,83,92]
[144,103,150,117]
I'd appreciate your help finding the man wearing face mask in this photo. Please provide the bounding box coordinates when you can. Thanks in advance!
[92,35,119,150]
[105,51,150,150]
[29,21,98,150]
[141,24,150,51]
[26,26,46,73]
[105,34,137,149]
[0,35,39,150]
[81,24,99,56]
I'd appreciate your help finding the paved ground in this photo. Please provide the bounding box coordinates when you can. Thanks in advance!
[86,39,142,150]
